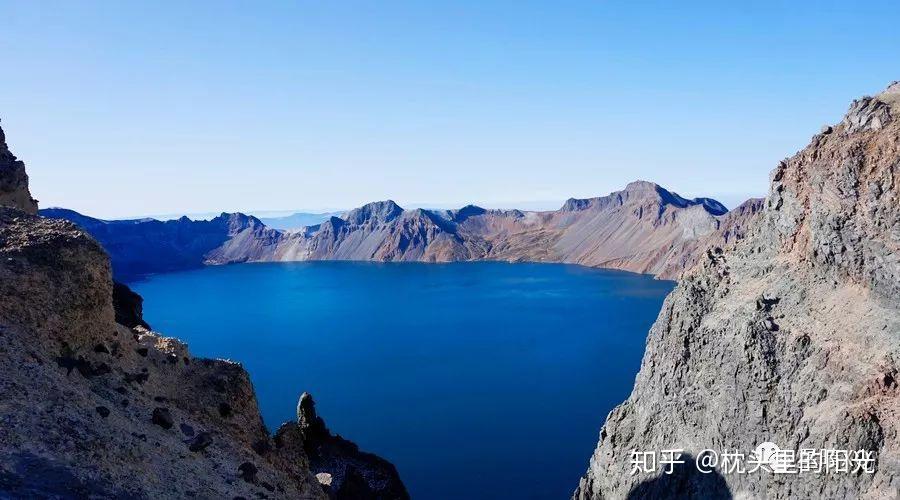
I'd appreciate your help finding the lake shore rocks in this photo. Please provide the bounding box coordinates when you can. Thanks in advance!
[286,392,410,500]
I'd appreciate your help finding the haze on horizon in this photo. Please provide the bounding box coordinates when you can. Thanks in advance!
[2,1,899,219]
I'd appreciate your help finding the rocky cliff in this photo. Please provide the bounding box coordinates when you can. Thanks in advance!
[574,85,900,498]
[290,393,410,500]
[112,281,152,329]
[46,183,758,281]
[0,119,37,214]
[0,123,407,498]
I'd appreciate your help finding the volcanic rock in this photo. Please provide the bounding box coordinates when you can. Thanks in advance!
[572,83,900,499]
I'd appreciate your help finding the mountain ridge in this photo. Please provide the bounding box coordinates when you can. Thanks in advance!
[43,183,758,281]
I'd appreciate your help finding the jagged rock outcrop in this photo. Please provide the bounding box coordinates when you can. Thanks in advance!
[713,197,765,245]
[279,393,409,500]
[651,197,765,279]
[0,123,406,498]
[574,84,900,498]
[0,120,37,214]
[113,281,151,329]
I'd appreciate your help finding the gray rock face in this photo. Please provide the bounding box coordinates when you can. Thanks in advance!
[0,121,37,214]
[573,85,900,499]
[841,82,898,134]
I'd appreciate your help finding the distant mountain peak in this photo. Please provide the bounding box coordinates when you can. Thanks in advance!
[560,197,594,212]
[343,200,404,225]
[624,179,683,203]
[622,179,661,192]
[214,212,269,233]
[452,204,487,222]
[691,197,729,215]
[561,181,727,216]
[627,181,729,215]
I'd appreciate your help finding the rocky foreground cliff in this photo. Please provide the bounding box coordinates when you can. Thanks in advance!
[45,181,759,281]
[0,119,37,215]
[0,125,407,498]
[574,85,900,498]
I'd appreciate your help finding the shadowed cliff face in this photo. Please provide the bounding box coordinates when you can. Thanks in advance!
[45,181,760,281]
[0,120,37,214]
[39,208,282,280]
[574,84,900,499]
[113,281,151,329]
[0,123,408,499]
[625,455,731,500]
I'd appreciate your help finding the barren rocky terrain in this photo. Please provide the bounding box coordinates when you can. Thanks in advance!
[574,84,900,499]
[8,77,897,499]
[0,124,408,499]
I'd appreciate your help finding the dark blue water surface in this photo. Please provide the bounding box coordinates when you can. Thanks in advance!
[131,261,673,499]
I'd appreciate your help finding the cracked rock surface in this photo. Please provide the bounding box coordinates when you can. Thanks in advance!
[574,83,900,499]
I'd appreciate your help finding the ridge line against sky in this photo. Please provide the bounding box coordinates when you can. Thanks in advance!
[3,1,899,219]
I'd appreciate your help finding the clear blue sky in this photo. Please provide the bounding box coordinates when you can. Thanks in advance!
[2,1,899,218]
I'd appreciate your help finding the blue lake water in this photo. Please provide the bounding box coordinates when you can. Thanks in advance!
[131,261,674,499]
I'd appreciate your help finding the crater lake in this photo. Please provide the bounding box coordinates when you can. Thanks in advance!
[131,261,674,499]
